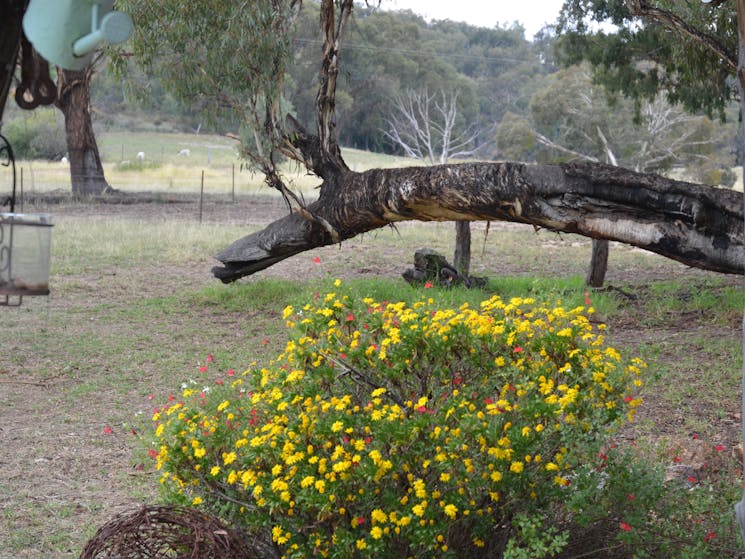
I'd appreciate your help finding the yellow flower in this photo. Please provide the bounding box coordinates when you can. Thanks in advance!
[272,526,290,544]
[356,539,367,550]
[510,461,524,474]
[192,496,203,505]
[443,504,458,519]
[412,501,427,517]
[370,526,383,539]
[210,466,221,476]
[301,476,315,488]
[223,452,237,466]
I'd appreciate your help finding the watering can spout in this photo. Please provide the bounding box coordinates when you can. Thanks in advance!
[23,0,133,71]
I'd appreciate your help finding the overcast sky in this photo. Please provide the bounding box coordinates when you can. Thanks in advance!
[375,0,565,38]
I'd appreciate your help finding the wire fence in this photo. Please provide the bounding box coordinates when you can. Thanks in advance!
[0,160,321,203]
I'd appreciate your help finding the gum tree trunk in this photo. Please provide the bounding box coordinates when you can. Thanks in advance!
[55,68,110,196]
[0,0,27,124]
[733,0,745,543]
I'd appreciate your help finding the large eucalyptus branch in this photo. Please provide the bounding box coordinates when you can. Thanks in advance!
[626,0,737,71]
[212,158,743,282]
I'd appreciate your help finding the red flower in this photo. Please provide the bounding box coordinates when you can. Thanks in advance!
[262,339,269,346]
[356,516,365,525]
[346,313,355,322]
[627,494,634,501]
[620,522,632,532]
[148,448,158,459]
[424,281,433,289]
[513,346,523,353]
[147,393,155,401]
[687,475,697,484]
[313,256,321,264]
[199,365,208,373]
[227,369,235,376]
[623,396,633,403]
[692,433,700,440]
[584,290,591,306]
[216,379,223,385]
[705,531,716,542]
[206,354,214,363]
[673,455,681,463]
[715,444,725,452]
[104,426,113,435]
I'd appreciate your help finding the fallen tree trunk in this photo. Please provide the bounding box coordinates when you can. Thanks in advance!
[212,161,743,282]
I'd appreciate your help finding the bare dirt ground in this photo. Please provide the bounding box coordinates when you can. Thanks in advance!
[1,192,743,557]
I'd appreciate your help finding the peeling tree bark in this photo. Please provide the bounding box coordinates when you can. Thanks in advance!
[55,68,110,196]
[212,160,744,282]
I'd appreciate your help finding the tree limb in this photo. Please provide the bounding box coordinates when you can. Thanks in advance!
[626,0,737,71]
[212,160,744,282]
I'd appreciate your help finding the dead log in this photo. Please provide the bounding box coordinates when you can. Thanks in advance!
[212,161,743,283]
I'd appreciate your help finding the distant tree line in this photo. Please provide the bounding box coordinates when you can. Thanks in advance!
[4,2,738,189]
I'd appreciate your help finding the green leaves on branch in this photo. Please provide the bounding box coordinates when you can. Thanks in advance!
[117,0,300,169]
[556,0,738,120]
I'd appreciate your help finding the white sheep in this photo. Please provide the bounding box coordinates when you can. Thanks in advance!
[60,156,68,164]
[136,151,145,161]
[178,148,191,157]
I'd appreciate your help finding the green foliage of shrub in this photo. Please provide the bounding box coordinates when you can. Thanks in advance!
[152,281,647,557]
[2,109,67,160]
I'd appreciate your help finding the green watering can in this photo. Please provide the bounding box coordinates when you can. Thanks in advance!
[22,0,133,71]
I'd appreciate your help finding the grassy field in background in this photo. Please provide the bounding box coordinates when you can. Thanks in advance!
[1,131,424,197]
[1,130,741,199]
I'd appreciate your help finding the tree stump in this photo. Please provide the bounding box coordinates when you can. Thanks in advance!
[402,248,487,288]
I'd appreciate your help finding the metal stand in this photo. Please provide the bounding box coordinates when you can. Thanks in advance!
[0,132,17,306]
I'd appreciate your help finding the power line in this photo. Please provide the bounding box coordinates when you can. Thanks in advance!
[292,38,538,65]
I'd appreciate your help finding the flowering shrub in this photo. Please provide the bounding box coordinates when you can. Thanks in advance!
[152,281,644,558]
